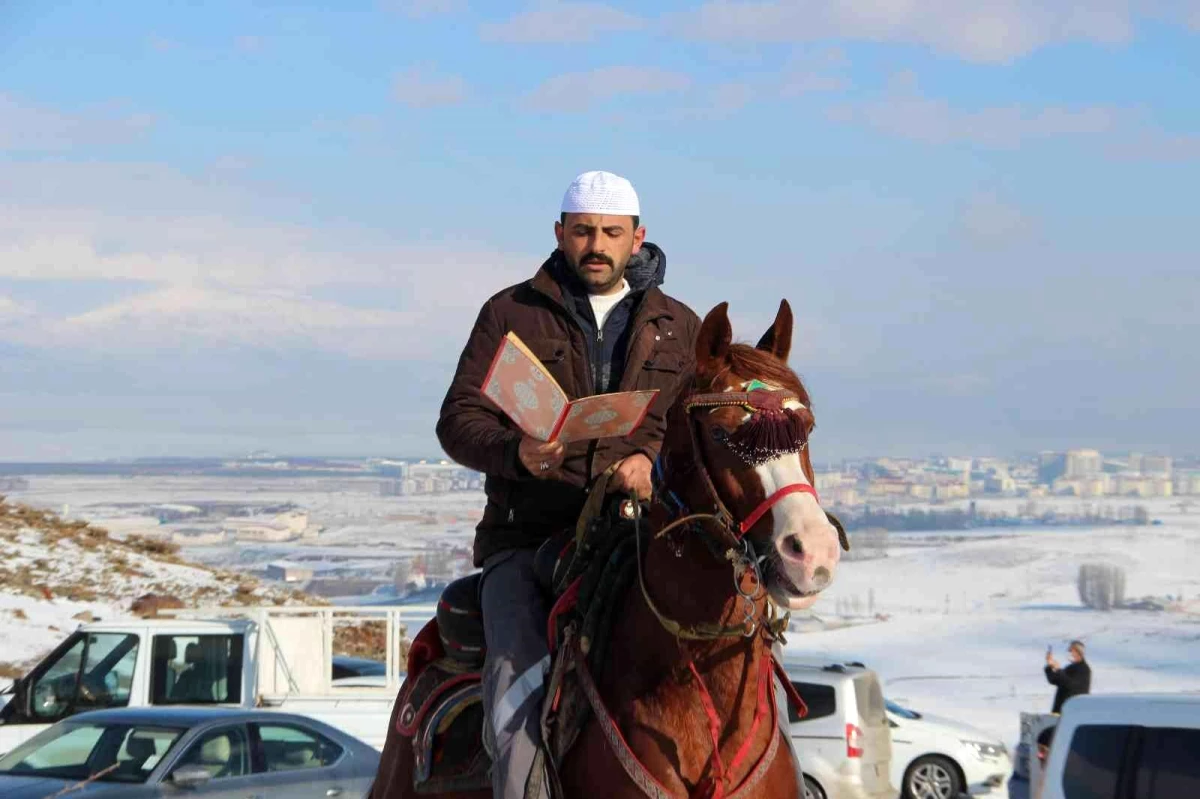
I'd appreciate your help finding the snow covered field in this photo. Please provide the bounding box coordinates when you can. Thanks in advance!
[5,478,1200,751]
[783,497,1200,746]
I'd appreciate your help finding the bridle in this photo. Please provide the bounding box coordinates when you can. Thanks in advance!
[681,388,819,541]
[634,386,821,644]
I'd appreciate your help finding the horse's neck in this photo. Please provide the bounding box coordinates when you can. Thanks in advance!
[600,523,770,716]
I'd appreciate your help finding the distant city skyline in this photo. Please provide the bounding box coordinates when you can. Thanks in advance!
[2,2,1197,460]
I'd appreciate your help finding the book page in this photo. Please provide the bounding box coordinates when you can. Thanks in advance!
[481,332,569,441]
[554,390,659,443]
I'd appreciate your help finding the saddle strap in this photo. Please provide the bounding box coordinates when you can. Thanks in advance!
[573,640,782,799]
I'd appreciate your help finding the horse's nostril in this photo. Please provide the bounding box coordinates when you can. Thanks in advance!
[786,535,803,556]
[812,566,831,590]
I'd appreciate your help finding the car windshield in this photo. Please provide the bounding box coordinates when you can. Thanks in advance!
[0,721,186,784]
[885,699,921,720]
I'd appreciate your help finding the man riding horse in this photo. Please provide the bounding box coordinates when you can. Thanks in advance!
[434,171,807,798]
[435,170,697,797]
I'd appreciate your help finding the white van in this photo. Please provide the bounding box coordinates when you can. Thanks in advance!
[784,661,895,799]
[1037,693,1200,799]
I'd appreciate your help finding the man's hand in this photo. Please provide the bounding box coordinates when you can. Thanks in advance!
[609,453,653,501]
[1047,655,1060,670]
[518,436,564,478]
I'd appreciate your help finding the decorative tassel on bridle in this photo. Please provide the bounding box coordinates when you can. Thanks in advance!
[723,405,808,466]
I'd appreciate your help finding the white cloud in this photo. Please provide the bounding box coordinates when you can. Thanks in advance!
[392,67,468,108]
[666,0,1143,63]
[828,74,1120,148]
[0,94,155,152]
[526,66,691,111]
[379,0,465,18]
[41,286,420,359]
[779,46,850,96]
[234,35,265,53]
[481,2,645,43]
[0,157,537,359]
[1106,129,1200,162]
[955,193,1042,247]
[147,34,179,52]
[0,295,33,323]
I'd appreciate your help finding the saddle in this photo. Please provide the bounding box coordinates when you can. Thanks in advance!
[394,490,643,795]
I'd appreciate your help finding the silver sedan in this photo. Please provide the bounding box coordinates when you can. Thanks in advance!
[0,707,379,798]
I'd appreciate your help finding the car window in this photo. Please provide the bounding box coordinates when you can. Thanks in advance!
[170,726,251,781]
[151,634,244,704]
[75,634,140,712]
[29,636,86,719]
[852,673,887,726]
[1061,724,1132,799]
[1135,727,1200,799]
[788,682,836,723]
[254,724,343,771]
[0,723,104,773]
[0,723,186,784]
[110,726,183,781]
[28,633,140,720]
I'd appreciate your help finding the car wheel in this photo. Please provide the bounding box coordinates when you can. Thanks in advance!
[904,755,963,799]
[802,774,826,799]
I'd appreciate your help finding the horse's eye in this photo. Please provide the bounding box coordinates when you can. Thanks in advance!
[710,426,730,443]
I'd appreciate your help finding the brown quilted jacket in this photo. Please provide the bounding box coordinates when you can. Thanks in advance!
[436,246,699,566]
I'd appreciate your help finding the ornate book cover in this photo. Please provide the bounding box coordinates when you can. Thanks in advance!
[480,331,658,443]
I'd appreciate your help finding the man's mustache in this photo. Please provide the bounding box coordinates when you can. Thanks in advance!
[580,253,613,267]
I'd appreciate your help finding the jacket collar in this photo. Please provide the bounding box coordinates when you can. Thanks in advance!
[531,243,672,313]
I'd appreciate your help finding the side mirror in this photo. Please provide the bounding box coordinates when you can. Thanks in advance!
[170,765,213,789]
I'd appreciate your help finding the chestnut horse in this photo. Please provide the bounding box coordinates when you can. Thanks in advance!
[370,299,845,799]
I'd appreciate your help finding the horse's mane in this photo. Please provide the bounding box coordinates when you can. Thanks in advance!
[720,343,811,408]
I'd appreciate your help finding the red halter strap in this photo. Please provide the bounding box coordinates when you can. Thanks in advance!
[737,482,820,538]
[682,388,820,542]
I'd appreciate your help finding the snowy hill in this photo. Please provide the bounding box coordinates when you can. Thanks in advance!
[0,497,310,677]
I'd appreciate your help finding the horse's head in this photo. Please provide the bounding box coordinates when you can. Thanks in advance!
[662,299,844,611]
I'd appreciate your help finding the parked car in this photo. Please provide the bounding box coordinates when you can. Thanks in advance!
[331,656,388,680]
[885,698,1010,798]
[330,656,406,689]
[784,660,895,799]
[1036,693,1200,799]
[0,706,380,798]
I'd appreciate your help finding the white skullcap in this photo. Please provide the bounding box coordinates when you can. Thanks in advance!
[560,170,640,216]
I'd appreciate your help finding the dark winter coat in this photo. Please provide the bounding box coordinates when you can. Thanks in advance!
[1046,659,1092,713]
[436,243,699,566]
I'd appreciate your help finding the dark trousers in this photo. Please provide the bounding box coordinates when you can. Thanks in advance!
[480,548,551,799]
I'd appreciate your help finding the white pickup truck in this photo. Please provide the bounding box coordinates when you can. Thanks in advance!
[0,605,408,756]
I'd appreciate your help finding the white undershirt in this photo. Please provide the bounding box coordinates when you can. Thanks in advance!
[588,279,631,330]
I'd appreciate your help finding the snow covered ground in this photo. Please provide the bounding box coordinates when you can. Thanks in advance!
[0,499,306,672]
[782,497,1200,746]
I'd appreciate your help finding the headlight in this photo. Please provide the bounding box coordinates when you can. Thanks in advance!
[962,740,1006,759]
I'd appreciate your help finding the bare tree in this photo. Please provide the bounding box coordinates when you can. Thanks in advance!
[1077,563,1127,610]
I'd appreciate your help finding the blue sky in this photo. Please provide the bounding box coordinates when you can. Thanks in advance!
[1,0,1198,462]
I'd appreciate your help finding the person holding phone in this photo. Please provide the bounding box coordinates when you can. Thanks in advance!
[1045,640,1092,713]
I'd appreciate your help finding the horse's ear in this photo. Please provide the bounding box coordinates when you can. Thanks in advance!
[755,299,793,362]
[696,302,732,368]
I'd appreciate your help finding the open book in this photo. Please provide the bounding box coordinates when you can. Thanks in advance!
[481,331,658,443]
